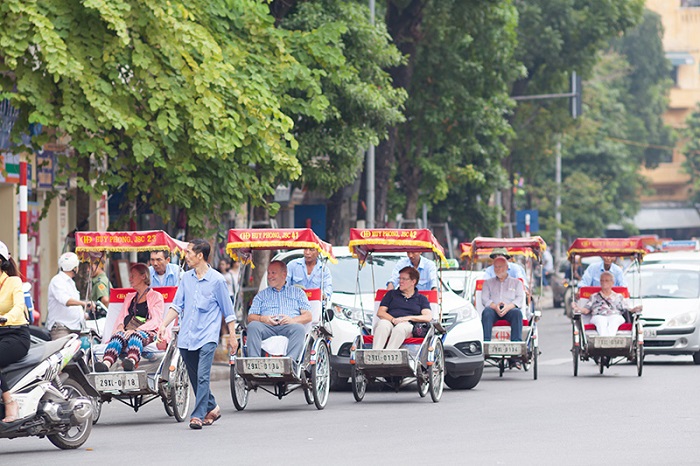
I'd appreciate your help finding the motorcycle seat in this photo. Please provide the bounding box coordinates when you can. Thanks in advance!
[1,336,74,389]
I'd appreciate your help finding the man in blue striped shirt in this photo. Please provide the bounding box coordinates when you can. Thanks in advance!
[247,260,311,359]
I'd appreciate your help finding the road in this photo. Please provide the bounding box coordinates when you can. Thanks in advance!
[4,304,700,465]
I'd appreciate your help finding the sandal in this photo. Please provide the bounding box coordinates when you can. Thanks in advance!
[122,358,135,372]
[94,361,110,373]
[203,406,221,426]
[189,418,203,430]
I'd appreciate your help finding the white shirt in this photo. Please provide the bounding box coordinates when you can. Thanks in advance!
[47,271,85,331]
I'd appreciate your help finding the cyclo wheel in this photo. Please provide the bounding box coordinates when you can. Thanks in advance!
[498,358,505,377]
[169,351,190,422]
[428,339,445,402]
[636,344,644,377]
[303,383,315,405]
[351,364,366,402]
[532,343,539,380]
[311,340,330,410]
[572,345,580,377]
[599,356,606,375]
[230,362,249,411]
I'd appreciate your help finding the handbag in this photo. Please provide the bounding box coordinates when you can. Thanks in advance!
[411,322,431,338]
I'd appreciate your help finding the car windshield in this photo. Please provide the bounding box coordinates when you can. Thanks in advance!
[628,269,700,299]
[331,255,404,293]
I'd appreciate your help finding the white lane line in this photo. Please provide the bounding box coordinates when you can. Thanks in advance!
[538,358,573,366]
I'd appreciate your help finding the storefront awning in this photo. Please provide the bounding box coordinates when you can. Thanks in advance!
[666,51,695,66]
[634,207,700,230]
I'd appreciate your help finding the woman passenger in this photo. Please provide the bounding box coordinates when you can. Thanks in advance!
[0,241,30,422]
[573,271,641,336]
[373,266,432,349]
[95,263,167,372]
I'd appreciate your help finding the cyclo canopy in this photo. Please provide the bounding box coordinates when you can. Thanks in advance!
[459,241,541,262]
[225,228,336,266]
[348,228,447,266]
[465,237,547,264]
[566,238,646,260]
[75,230,188,260]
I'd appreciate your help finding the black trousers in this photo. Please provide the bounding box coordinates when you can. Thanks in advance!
[0,326,31,392]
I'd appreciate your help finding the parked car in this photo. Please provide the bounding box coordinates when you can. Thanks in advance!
[627,263,700,364]
[641,251,700,265]
[265,247,485,390]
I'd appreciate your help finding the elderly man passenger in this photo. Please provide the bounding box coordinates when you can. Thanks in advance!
[481,256,525,342]
[247,260,312,359]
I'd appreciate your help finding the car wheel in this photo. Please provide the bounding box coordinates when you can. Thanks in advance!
[444,364,483,390]
[693,351,700,365]
[329,369,350,391]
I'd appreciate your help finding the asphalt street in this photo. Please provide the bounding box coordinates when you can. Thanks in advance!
[3,302,700,465]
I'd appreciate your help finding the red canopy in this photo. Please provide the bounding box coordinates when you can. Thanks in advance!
[468,237,547,261]
[567,238,646,259]
[460,242,539,261]
[75,230,188,261]
[226,228,336,266]
[348,228,447,266]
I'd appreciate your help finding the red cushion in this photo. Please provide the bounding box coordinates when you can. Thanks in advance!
[362,335,424,345]
[494,319,529,327]
[584,323,632,331]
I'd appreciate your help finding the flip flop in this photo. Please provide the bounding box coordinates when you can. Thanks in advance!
[189,418,203,429]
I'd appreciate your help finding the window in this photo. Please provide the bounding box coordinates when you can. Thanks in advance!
[681,0,700,7]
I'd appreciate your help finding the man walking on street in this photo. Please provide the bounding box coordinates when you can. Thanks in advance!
[158,239,237,430]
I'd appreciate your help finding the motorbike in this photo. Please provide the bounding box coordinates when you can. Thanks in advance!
[0,333,98,449]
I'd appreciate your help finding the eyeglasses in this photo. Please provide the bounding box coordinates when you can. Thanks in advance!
[398,277,413,281]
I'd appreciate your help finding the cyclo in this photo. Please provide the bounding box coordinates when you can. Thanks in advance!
[568,238,645,376]
[347,228,446,402]
[464,237,545,380]
[226,228,335,410]
[74,230,191,420]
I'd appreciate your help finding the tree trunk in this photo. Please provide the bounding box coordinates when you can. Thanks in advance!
[251,205,271,289]
[375,0,428,227]
[327,179,358,245]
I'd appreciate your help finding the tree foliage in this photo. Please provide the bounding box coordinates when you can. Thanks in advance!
[682,105,700,203]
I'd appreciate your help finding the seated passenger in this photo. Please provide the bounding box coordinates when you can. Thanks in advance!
[481,256,525,343]
[387,252,438,291]
[246,261,311,359]
[94,263,166,372]
[573,271,641,336]
[580,256,626,287]
[373,267,432,349]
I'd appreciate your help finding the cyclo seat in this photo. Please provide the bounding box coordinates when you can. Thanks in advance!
[2,336,74,389]
[578,286,633,335]
[361,289,438,347]
[258,288,322,356]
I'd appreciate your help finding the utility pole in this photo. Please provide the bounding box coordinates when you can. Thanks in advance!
[555,138,562,266]
[366,0,376,228]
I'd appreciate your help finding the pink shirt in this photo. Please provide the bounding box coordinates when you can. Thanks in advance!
[115,289,169,342]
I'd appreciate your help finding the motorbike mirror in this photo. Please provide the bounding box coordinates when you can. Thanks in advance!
[21,282,32,293]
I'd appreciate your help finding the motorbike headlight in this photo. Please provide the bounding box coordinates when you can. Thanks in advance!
[666,312,698,328]
[332,304,365,323]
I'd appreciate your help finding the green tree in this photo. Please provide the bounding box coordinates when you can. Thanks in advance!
[682,105,700,202]
[0,0,338,233]
[376,0,521,237]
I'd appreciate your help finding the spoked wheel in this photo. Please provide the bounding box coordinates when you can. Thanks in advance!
[572,345,580,377]
[428,339,445,402]
[351,365,367,402]
[599,356,607,375]
[417,367,429,397]
[498,358,505,377]
[47,378,93,450]
[230,362,249,411]
[636,344,644,377]
[303,381,315,405]
[90,397,103,425]
[169,352,190,422]
[311,341,330,410]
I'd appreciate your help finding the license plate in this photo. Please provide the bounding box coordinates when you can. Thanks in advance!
[93,373,141,391]
[363,350,404,365]
[241,358,285,375]
[644,329,657,338]
[597,337,627,348]
[487,343,522,355]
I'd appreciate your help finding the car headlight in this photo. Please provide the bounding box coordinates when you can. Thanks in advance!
[666,312,698,328]
[332,304,366,323]
[450,305,477,322]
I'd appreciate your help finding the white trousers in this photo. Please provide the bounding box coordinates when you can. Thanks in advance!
[590,314,625,337]
[372,320,413,349]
